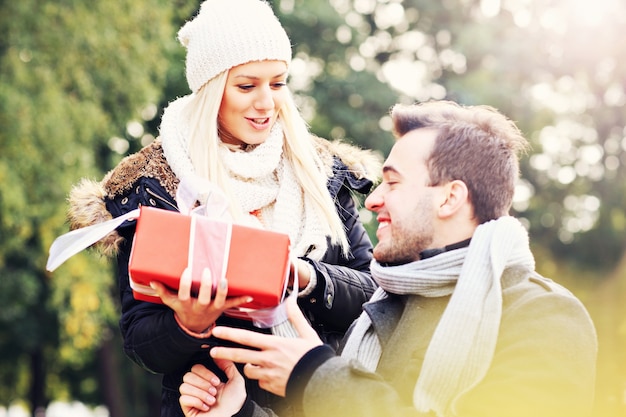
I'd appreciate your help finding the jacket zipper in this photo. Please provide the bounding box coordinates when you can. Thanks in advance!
[145,187,179,211]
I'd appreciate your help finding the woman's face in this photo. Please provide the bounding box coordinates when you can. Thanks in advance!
[218,60,288,147]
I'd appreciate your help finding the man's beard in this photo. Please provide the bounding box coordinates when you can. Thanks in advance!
[374,220,434,265]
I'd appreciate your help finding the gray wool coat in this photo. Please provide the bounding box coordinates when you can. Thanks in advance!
[242,265,597,417]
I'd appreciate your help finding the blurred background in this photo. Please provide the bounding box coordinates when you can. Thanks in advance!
[1,0,624,416]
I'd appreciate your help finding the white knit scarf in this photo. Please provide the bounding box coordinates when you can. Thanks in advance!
[160,96,195,180]
[216,124,327,260]
[340,216,535,417]
[160,96,327,260]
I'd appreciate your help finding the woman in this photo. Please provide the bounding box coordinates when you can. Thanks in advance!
[66,0,379,416]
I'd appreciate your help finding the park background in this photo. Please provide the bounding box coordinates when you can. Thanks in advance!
[1,0,624,416]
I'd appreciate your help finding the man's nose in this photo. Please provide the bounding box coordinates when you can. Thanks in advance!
[364,185,383,211]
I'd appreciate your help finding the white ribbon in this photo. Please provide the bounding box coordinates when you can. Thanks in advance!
[177,176,233,295]
[45,176,230,272]
[176,175,230,220]
[224,260,296,328]
[46,209,140,272]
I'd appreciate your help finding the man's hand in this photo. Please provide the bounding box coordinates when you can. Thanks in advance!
[210,296,323,396]
[151,267,252,333]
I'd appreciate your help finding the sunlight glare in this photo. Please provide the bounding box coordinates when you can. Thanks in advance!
[570,0,618,27]
[480,0,501,18]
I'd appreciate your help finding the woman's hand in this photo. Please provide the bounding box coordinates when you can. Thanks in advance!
[150,267,252,333]
[179,360,246,417]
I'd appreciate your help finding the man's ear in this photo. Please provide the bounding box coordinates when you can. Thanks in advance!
[438,180,469,218]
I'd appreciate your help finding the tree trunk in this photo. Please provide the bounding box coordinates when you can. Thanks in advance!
[29,349,46,417]
[98,333,126,417]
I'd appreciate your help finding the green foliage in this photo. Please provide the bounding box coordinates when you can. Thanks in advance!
[0,0,181,411]
[275,0,397,154]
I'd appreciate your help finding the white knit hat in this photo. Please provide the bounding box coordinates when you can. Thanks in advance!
[178,0,292,93]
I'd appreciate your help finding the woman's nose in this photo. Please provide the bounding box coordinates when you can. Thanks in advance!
[254,86,274,110]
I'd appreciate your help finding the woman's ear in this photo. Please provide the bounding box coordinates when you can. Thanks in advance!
[438,180,469,218]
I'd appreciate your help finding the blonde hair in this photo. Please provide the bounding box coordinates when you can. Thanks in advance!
[183,70,349,253]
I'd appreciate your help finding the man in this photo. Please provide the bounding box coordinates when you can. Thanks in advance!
[179,101,597,417]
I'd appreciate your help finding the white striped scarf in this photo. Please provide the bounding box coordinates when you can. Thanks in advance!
[340,216,535,417]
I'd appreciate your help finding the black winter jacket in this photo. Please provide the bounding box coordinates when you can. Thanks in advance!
[67,138,380,417]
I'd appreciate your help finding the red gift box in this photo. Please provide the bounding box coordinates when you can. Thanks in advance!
[128,206,290,310]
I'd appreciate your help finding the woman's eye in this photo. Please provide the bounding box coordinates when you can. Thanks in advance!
[272,82,286,89]
[238,84,254,91]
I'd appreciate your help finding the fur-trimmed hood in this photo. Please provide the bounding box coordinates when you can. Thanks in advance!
[66,136,381,256]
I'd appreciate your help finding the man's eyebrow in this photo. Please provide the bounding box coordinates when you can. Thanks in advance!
[382,165,400,175]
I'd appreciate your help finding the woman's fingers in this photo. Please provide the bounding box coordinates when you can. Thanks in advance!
[196,267,214,306]
[179,382,216,406]
[186,364,220,388]
[222,295,254,310]
[178,267,193,301]
[179,391,210,413]
[212,275,228,309]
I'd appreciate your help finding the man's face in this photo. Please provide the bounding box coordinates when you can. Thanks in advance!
[365,128,442,264]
